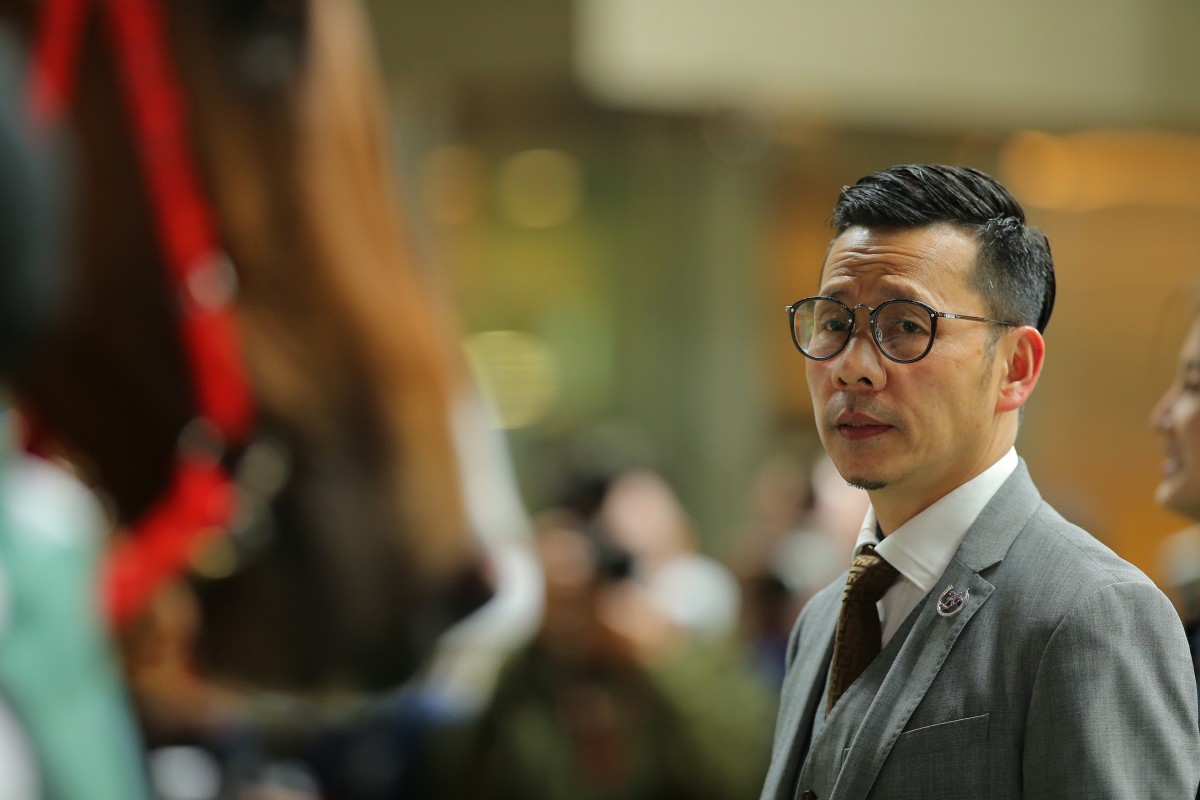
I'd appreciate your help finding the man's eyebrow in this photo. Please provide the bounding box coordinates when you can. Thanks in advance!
[820,287,923,304]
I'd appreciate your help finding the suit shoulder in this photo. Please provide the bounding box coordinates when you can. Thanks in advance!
[992,501,1177,636]
[1011,501,1155,588]
[790,576,843,637]
[806,574,846,608]
[784,575,844,665]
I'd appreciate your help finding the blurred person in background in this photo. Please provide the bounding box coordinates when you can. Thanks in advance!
[0,23,148,800]
[761,164,1199,800]
[454,464,774,800]
[730,444,863,688]
[1150,295,1200,684]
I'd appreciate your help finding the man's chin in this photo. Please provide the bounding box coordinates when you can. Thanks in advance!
[846,476,887,491]
[827,448,890,491]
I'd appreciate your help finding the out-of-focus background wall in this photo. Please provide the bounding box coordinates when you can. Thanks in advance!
[366,0,1200,593]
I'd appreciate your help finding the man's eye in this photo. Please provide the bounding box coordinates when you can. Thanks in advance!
[881,318,926,337]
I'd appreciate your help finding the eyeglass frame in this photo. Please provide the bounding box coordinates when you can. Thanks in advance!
[785,296,1017,364]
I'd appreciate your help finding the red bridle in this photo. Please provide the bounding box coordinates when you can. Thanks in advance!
[28,0,254,625]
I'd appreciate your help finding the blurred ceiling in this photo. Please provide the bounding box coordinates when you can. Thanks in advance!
[575,0,1200,131]
[369,0,1200,132]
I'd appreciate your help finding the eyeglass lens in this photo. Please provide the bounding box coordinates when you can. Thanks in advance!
[794,298,933,361]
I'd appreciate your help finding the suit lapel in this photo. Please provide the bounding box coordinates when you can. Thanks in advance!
[954,460,1041,572]
[829,462,1043,800]
[831,559,995,800]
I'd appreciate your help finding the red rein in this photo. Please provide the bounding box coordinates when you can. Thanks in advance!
[29,0,253,625]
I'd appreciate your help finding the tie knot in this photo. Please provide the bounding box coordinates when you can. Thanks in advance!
[846,545,900,604]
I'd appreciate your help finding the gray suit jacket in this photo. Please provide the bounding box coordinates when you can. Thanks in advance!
[761,462,1200,799]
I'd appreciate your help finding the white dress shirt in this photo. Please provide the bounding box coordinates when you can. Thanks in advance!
[851,449,1018,646]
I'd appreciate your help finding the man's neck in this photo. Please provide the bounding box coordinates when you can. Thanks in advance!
[870,448,1015,534]
[872,492,933,536]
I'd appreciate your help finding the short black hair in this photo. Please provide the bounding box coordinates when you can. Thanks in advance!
[830,165,1055,333]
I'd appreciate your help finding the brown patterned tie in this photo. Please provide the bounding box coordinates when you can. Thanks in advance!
[826,544,900,714]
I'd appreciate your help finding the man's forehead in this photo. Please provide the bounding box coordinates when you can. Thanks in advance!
[818,223,980,288]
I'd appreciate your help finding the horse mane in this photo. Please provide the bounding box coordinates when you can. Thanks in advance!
[1,0,484,687]
[188,0,474,578]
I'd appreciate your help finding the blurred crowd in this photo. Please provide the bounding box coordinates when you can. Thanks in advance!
[129,435,864,800]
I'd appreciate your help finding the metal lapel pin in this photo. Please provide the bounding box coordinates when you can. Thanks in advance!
[936,584,969,617]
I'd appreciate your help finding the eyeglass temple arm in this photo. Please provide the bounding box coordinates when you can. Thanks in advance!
[937,312,1016,327]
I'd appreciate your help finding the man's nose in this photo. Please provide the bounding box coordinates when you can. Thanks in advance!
[832,323,887,390]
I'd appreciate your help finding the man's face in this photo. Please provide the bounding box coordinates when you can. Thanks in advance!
[1152,319,1200,520]
[806,223,1011,525]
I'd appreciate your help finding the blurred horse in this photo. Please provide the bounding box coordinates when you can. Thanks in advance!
[0,0,486,691]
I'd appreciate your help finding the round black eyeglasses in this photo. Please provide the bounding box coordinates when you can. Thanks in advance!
[786,296,1016,364]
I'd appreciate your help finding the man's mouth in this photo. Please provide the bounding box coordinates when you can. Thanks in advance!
[834,412,893,440]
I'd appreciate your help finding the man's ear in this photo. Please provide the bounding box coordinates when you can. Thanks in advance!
[996,326,1045,414]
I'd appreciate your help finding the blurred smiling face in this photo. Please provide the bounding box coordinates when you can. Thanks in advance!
[1152,319,1200,519]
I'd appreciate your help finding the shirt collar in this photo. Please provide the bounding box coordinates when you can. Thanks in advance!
[852,448,1019,592]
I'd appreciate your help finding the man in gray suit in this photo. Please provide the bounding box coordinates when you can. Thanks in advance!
[762,165,1200,799]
